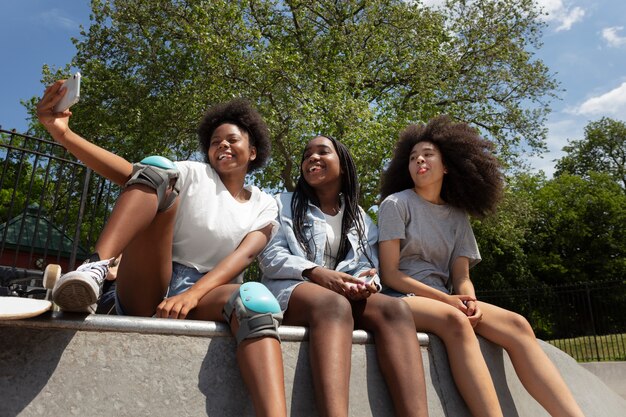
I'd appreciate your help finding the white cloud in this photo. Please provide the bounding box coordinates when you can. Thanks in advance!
[536,0,585,31]
[602,26,626,48]
[405,0,446,8]
[419,0,447,7]
[571,82,626,118]
[36,9,78,31]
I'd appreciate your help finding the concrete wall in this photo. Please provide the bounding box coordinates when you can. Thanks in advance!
[1,313,625,417]
[580,362,626,400]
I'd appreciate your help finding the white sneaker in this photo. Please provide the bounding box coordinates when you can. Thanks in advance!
[52,258,112,313]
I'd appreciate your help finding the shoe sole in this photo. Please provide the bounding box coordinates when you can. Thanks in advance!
[52,278,98,313]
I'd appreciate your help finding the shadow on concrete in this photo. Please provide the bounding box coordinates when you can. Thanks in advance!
[199,337,256,417]
[288,341,317,417]
[479,338,520,417]
[364,343,395,417]
[0,320,75,417]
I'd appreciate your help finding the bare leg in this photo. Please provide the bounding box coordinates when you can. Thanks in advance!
[403,296,502,416]
[96,184,177,316]
[475,302,584,417]
[353,294,428,417]
[91,185,287,415]
[284,283,354,417]
[191,284,287,417]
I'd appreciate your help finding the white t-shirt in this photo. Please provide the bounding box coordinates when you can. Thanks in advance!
[323,209,344,268]
[171,161,278,282]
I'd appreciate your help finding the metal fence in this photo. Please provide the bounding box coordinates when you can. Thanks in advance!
[477,280,626,362]
[0,128,118,289]
[1,128,624,362]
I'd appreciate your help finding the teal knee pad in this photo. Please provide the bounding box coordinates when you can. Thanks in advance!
[223,282,283,344]
[126,156,179,211]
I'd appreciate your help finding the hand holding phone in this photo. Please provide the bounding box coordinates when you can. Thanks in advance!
[53,72,81,113]
[344,273,379,289]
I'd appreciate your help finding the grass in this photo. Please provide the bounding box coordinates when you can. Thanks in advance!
[547,333,626,362]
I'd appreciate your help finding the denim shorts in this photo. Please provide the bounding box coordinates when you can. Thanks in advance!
[114,262,204,316]
[381,287,410,298]
[381,283,450,298]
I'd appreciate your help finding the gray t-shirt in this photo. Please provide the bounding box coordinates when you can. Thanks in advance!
[378,189,481,293]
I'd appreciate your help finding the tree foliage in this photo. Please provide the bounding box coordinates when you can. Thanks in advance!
[471,173,539,290]
[523,172,626,285]
[554,117,626,190]
[470,170,626,290]
[26,0,557,209]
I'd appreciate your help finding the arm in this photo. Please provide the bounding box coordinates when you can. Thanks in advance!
[156,224,274,319]
[450,256,482,327]
[346,211,382,297]
[378,239,475,312]
[258,218,319,280]
[258,196,361,294]
[260,225,362,295]
[36,80,133,185]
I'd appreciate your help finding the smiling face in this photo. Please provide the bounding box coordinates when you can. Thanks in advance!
[409,141,447,192]
[301,136,342,191]
[207,123,256,175]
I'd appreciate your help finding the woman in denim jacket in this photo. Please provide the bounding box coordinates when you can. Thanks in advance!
[259,135,428,417]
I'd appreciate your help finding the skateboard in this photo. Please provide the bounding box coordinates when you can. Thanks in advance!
[0,264,61,320]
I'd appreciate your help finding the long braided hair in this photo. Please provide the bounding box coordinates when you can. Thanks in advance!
[291,135,375,269]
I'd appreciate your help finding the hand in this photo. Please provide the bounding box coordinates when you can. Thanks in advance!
[36,80,72,138]
[465,300,483,328]
[445,294,476,315]
[155,290,201,319]
[305,266,362,297]
[345,269,379,301]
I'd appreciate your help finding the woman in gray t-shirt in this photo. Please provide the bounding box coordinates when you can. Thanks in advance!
[378,116,584,417]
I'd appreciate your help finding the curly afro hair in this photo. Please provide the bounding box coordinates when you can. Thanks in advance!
[197,98,271,173]
[380,115,504,218]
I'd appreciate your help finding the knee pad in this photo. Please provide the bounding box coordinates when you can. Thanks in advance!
[223,282,283,344]
[126,156,179,211]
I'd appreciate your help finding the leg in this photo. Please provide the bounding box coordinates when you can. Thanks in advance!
[475,302,584,417]
[191,284,287,417]
[403,296,502,417]
[106,184,177,316]
[53,184,174,313]
[284,283,354,417]
[352,294,428,417]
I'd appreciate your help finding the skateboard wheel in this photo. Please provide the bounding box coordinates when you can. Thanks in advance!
[43,264,62,289]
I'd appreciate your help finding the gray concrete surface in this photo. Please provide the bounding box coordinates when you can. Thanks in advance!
[580,361,626,400]
[1,313,625,416]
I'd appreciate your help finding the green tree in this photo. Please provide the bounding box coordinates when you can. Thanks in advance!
[524,172,626,285]
[471,172,540,290]
[554,117,626,190]
[27,0,557,209]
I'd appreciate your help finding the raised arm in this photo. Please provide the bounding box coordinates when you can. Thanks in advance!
[36,80,133,185]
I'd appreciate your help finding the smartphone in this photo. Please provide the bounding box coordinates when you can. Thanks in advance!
[362,273,379,286]
[53,72,81,112]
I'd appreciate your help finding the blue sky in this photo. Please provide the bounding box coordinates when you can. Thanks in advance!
[1,0,625,176]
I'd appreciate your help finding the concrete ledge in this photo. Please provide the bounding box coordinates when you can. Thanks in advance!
[580,361,626,400]
[1,313,625,416]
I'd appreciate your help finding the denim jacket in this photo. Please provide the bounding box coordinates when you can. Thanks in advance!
[259,192,379,282]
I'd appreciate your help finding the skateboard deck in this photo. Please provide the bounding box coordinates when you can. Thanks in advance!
[0,264,60,319]
[0,296,52,320]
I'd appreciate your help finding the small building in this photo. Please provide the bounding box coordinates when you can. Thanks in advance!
[0,204,89,278]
